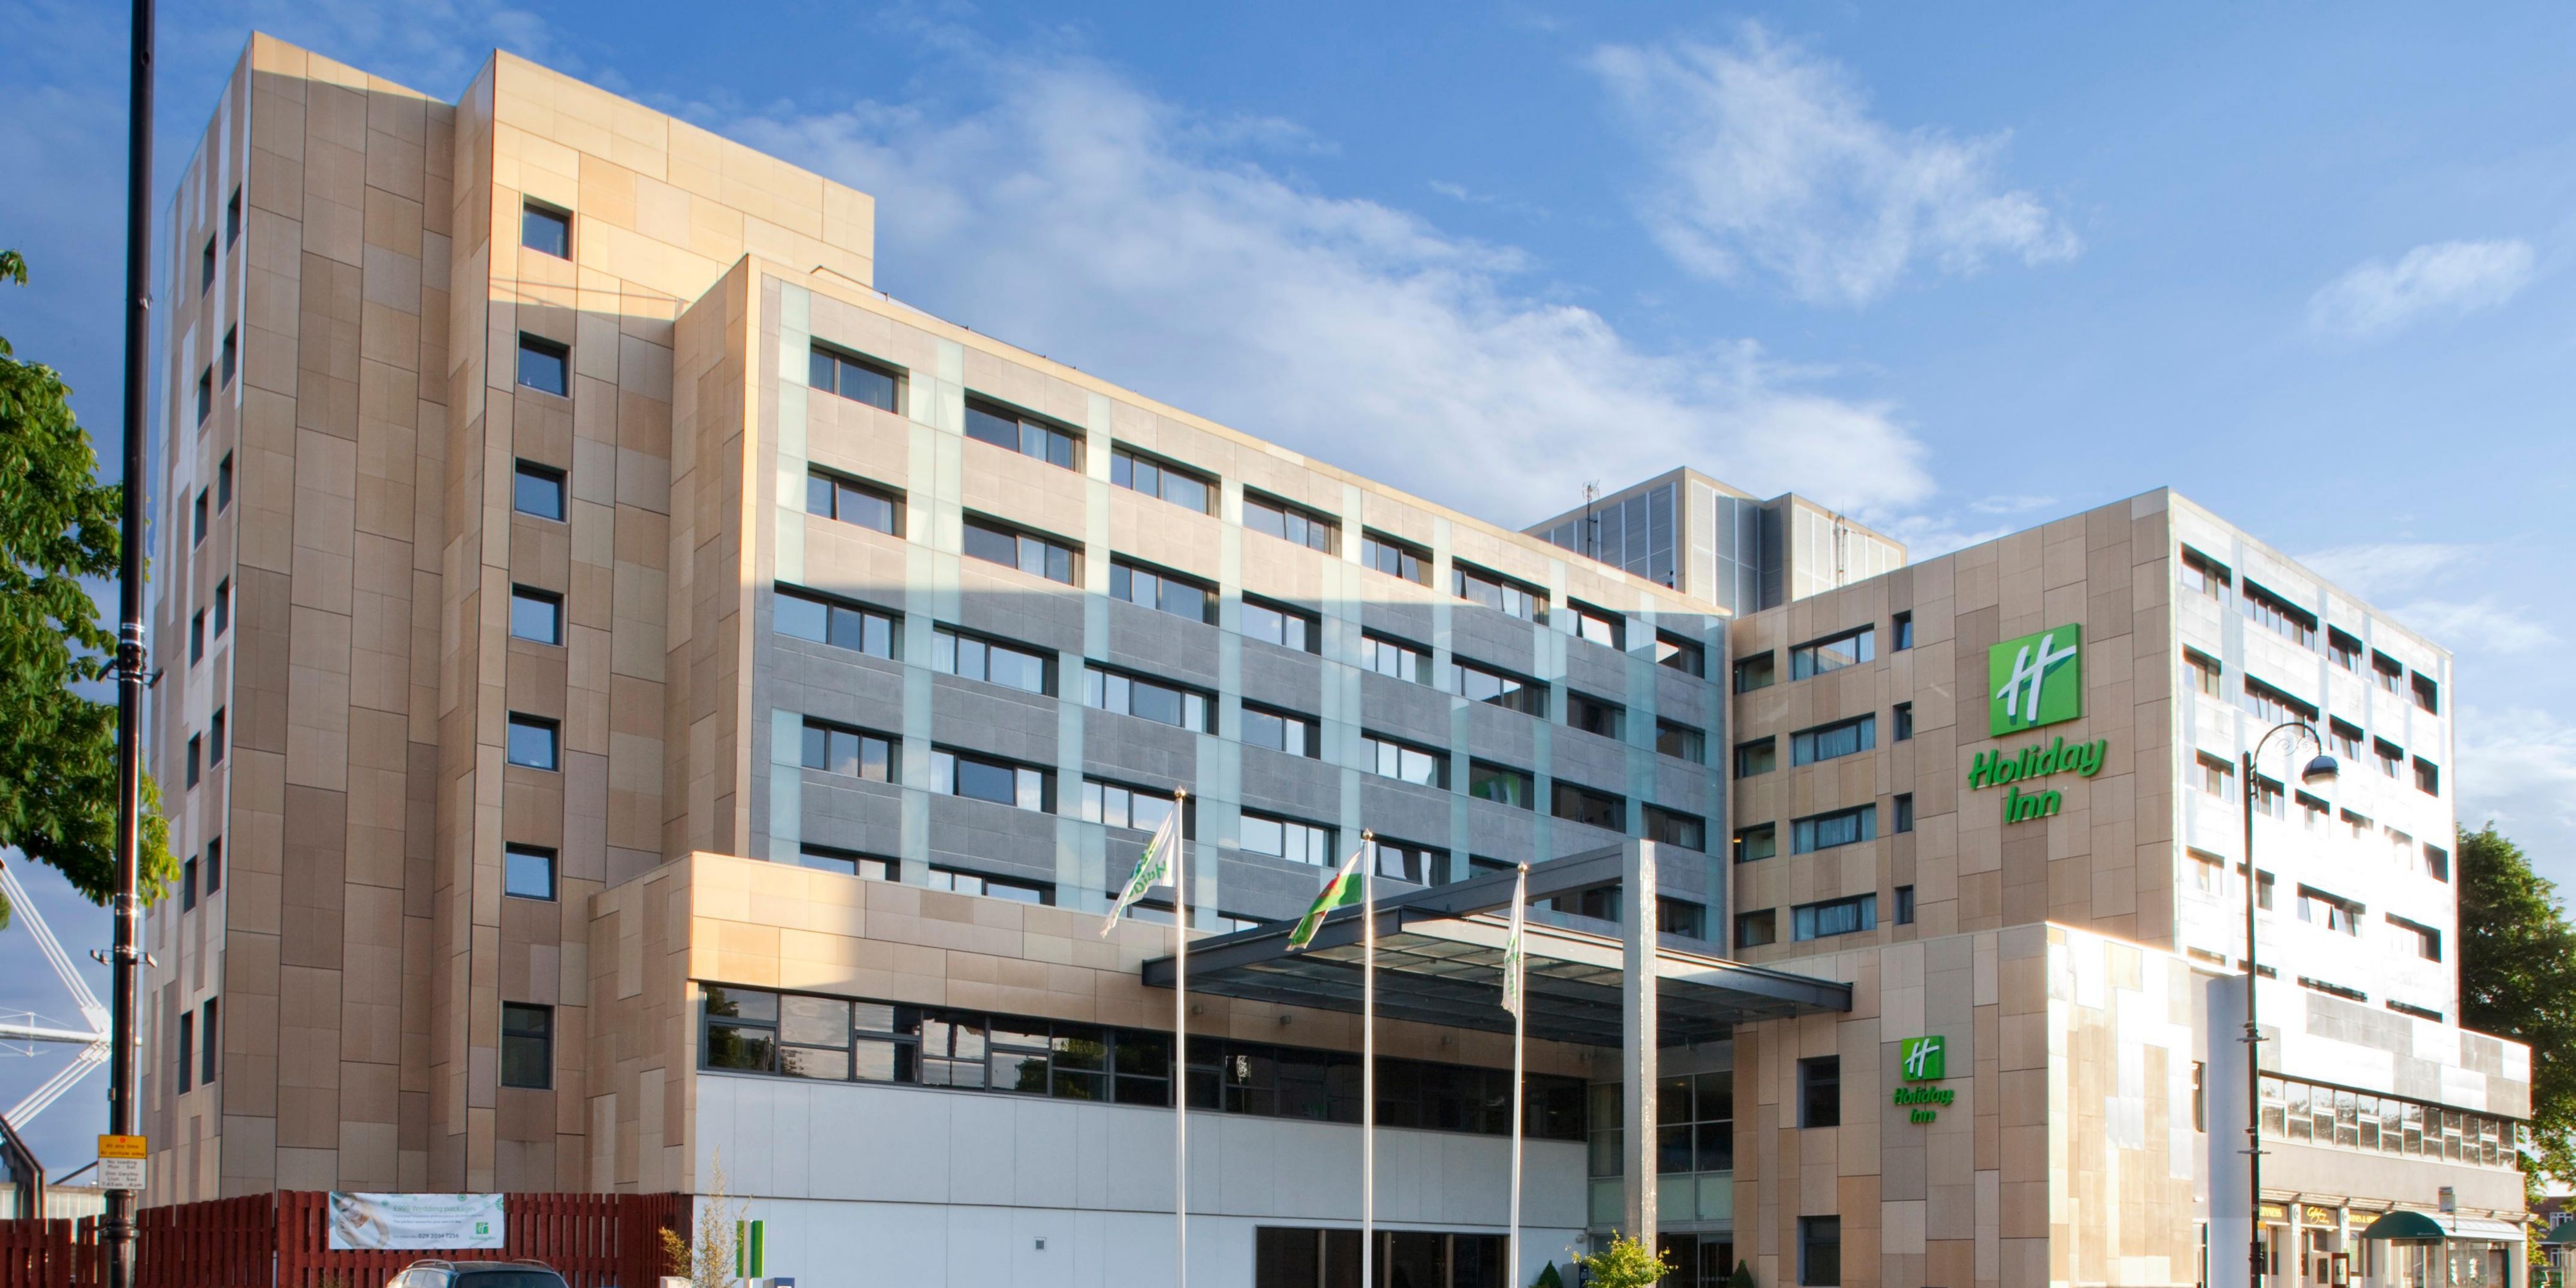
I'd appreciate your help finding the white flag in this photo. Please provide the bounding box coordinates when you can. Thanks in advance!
[1501,865,1528,1018]
[1101,808,1182,936]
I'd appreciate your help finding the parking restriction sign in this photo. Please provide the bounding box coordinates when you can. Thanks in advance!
[97,1135,146,1191]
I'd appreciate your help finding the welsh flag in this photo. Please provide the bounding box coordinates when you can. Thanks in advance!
[1286,844,1368,952]
[1501,864,1528,1018]
[1099,809,1182,936]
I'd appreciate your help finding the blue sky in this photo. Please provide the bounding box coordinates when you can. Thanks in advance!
[5,0,2573,1166]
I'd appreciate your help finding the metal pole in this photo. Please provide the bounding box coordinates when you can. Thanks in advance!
[1173,790,1189,1288]
[108,0,156,1283]
[2242,747,2264,1288]
[1507,864,1527,1288]
[1361,831,1375,1288]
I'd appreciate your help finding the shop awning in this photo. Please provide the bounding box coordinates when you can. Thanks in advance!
[2360,1210,2525,1242]
[2543,1218,2576,1246]
[1142,846,1853,1047]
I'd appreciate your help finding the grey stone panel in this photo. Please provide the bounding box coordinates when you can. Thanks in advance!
[1238,645,1327,711]
[1358,598,1437,650]
[1209,850,1331,919]
[1559,647,1630,706]
[799,774,907,857]
[1649,761,1713,815]
[1448,611,1539,669]
[772,647,909,733]
[1465,802,1541,864]
[1098,601,1224,690]
[922,793,1061,883]
[953,573,1088,655]
[1549,818,1625,858]
[1354,778,1453,849]
[1548,731,1629,793]
[1350,677,1452,748]
[929,676,1062,765]
[1651,669,1712,726]
[1460,703,1539,766]
[1235,750,1342,820]
[1078,710,1200,788]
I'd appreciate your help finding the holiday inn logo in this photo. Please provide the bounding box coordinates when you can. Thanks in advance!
[1987,625,2083,737]
[1900,1035,1945,1082]
[1895,1035,1954,1123]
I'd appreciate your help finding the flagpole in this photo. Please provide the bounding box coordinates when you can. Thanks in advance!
[1508,862,1528,1288]
[1361,829,1376,1288]
[1173,789,1189,1288]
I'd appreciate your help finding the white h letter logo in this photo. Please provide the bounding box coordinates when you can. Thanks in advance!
[1994,631,2078,726]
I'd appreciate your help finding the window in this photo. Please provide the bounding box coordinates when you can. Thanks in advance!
[522,201,571,258]
[186,366,202,421]
[1893,793,1914,834]
[198,999,218,1087]
[501,1003,553,1088]
[1242,811,1332,866]
[1656,898,1707,940]
[2342,809,2373,842]
[1798,1057,1841,1128]
[1363,633,1434,684]
[1241,598,1319,653]
[1358,531,1430,585]
[2329,629,2362,672]
[1369,837,1448,885]
[1891,702,1913,741]
[1790,626,1875,679]
[1361,734,1445,787]
[1799,1215,1842,1287]
[516,334,569,396]
[1466,761,1533,809]
[2181,547,2231,598]
[209,708,226,764]
[1551,782,1623,831]
[213,579,229,634]
[2355,738,2398,780]
[1643,806,1705,851]
[1733,824,1777,864]
[216,453,233,509]
[220,327,236,385]
[1893,886,1916,925]
[182,858,198,911]
[1082,780,1185,835]
[506,714,560,770]
[810,343,902,412]
[192,490,208,544]
[509,585,564,645]
[1733,652,1776,692]
[186,734,202,787]
[804,469,900,534]
[2372,651,2404,694]
[799,718,895,781]
[777,586,898,659]
[1452,564,1544,620]
[200,235,216,293]
[2297,886,2363,936]
[961,516,1077,585]
[1734,737,1777,778]
[1794,893,1877,942]
[1564,600,1623,650]
[1240,703,1319,757]
[1791,806,1876,854]
[1891,611,1914,650]
[1242,491,1337,553]
[2414,757,2439,797]
[2251,773,2284,819]
[1111,446,1213,513]
[932,749,1050,811]
[927,867,1054,905]
[787,845,895,882]
[2329,719,2363,762]
[2388,914,2441,961]
[1736,909,1777,948]
[504,844,557,900]
[2191,753,2233,796]
[1791,715,1876,766]
[2189,848,2226,895]
[1449,658,1542,714]
[965,395,1079,469]
[1654,632,1704,676]
[2240,581,2317,648]
[225,187,242,246]
[1566,692,1624,740]
[2297,790,2330,832]
[189,611,205,665]
[1110,559,1216,624]
[2186,650,2222,699]
[176,1009,194,1093]
[204,838,221,894]
[1654,719,1705,764]
[513,460,566,520]
[2424,844,2450,882]
[928,627,1048,694]
[2412,673,2440,714]
[1084,667,1212,732]
[2243,677,2318,726]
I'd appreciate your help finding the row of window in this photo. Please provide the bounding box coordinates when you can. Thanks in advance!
[2184,653,2442,797]
[1734,884,1915,949]
[2254,1073,2519,1170]
[190,187,245,430]
[2182,547,2441,715]
[2184,849,2448,960]
[2188,755,2449,880]
[1732,617,1913,695]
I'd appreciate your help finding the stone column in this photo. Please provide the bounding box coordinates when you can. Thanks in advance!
[1622,839,1659,1247]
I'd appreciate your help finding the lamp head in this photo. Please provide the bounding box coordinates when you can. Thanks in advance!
[2300,753,2340,786]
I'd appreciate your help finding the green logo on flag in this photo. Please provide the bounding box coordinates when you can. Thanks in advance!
[1987,625,2083,737]
[1900,1035,1945,1083]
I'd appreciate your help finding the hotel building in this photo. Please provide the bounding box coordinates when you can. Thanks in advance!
[140,33,2528,1288]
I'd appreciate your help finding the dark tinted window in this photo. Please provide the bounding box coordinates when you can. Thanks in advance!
[516,334,570,396]
[811,345,900,412]
[522,203,571,258]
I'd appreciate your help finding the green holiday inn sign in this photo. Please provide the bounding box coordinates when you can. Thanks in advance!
[1967,624,2109,824]
[1894,1036,1954,1123]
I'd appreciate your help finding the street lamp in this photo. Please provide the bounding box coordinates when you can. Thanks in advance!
[2242,721,2338,1287]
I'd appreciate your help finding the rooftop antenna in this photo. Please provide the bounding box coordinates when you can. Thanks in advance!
[1582,482,1601,560]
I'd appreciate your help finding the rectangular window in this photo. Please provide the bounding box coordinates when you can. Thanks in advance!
[2414,757,2439,797]
[1734,737,1777,778]
[513,460,567,520]
[799,718,896,781]
[1654,632,1704,676]
[1084,666,1212,732]
[209,708,226,764]
[2328,719,2362,762]
[1452,563,1544,620]
[1893,793,1915,834]
[191,490,208,545]
[200,236,215,293]
[1449,658,1542,714]
[1791,714,1876,766]
[804,469,902,535]
[777,586,898,659]
[1790,626,1875,679]
[1733,653,1776,692]
[2342,809,2373,843]
[1733,824,1777,864]
[2424,844,2450,882]
[2412,673,2439,714]
[1369,837,1448,885]
[509,585,564,645]
[504,844,558,900]
[516,334,570,396]
[1893,885,1918,927]
[1361,734,1446,788]
[1240,703,1319,757]
[1643,806,1705,851]
[204,838,221,893]
[2372,651,2404,694]
[792,845,896,881]
[1891,702,1913,742]
[2242,676,2320,726]
[1550,782,1624,831]
[182,858,198,912]
[2240,581,2318,648]
[1654,719,1705,764]
[1359,531,1430,585]
[1241,597,1320,653]
[501,1003,553,1088]
[1564,600,1624,650]
[2191,752,2233,796]
[809,343,902,412]
[1242,491,1337,553]
[506,714,560,770]
[2181,546,2231,598]
[199,999,218,1086]
[2186,650,2223,699]
[1110,559,1217,625]
[1891,611,1914,650]
[1466,761,1533,810]
[186,734,202,787]
[216,453,233,511]
[176,1010,194,1093]
[1242,811,1333,866]
[2371,738,2403,778]
[964,396,1080,469]
[522,202,571,258]
[1356,632,1431,684]
[2297,886,2363,936]
[220,327,236,386]
[225,187,242,246]
[189,611,205,665]
[961,516,1078,584]
[2328,629,2362,672]
[927,866,1054,905]
[2297,790,2331,833]
[2188,848,2226,895]
[2389,914,2441,961]
[1792,893,1878,942]
[931,748,1050,812]
[1654,898,1707,940]
[1736,908,1777,948]
[1082,780,1186,835]
[933,627,1050,694]
[1791,806,1876,854]
[1566,692,1625,740]
[2250,773,2285,819]
[1111,446,1214,513]
[1799,1216,1842,1287]
[195,368,214,429]
[1798,1057,1840,1128]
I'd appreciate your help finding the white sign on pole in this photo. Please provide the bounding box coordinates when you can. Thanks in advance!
[96,1135,146,1193]
[327,1193,507,1251]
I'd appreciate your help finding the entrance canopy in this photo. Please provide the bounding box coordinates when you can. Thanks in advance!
[1142,846,1852,1047]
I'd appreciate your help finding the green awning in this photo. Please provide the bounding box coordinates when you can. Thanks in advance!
[2362,1210,2451,1241]
[2543,1218,2576,1246]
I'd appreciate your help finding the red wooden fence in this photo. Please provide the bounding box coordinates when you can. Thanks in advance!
[0,1218,80,1288]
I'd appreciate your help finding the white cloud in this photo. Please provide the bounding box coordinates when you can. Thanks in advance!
[2383,598,2556,654]
[2298,540,2478,601]
[2306,239,2535,339]
[727,52,1933,524]
[2458,705,2576,886]
[1587,24,2078,307]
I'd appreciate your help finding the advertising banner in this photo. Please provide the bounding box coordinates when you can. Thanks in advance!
[327,1192,507,1251]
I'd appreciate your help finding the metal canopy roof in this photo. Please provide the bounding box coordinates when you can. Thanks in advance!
[1141,847,1852,1048]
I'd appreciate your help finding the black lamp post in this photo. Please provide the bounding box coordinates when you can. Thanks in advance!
[2242,721,2338,1287]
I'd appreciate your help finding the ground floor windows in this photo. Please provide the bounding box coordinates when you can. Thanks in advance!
[1657,1235,1738,1288]
[2259,1073,2519,1168]
[1798,1215,1841,1286]
[1253,1227,1506,1288]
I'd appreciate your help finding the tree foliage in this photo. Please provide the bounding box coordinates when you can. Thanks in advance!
[1571,1235,1673,1288]
[2456,821,2576,1195]
[0,249,172,925]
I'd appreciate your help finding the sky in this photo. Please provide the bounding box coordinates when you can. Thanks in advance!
[4,0,2573,1170]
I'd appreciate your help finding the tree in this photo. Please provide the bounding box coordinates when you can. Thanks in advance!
[660,1155,748,1288]
[0,249,172,926]
[2457,821,2576,1197]
[1571,1235,1673,1288]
